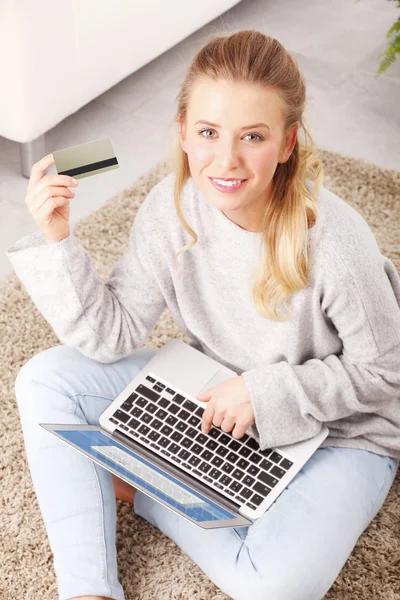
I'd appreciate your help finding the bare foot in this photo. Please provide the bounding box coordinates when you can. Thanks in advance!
[112,474,137,505]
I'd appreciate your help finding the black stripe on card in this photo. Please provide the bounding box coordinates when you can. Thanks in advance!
[59,156,118,177]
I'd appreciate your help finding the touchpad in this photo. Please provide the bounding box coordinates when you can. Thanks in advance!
[197,369,235,397]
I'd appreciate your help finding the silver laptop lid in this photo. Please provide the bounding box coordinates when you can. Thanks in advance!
[39,423,253,530]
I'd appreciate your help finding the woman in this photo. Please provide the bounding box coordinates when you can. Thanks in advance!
[7,29,400,600]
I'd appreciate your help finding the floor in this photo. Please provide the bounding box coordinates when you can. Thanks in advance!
[1,0,399,280]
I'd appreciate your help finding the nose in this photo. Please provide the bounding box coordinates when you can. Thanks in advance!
[215,138,243,170]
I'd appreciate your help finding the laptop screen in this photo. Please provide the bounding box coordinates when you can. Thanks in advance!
[51,427,240,525]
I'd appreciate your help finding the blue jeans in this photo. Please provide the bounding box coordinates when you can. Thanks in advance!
[15,344,399,600]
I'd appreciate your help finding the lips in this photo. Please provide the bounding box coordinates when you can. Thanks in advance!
[210,177,247,181]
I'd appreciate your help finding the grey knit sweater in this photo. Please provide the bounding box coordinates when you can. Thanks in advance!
[6,173,400,459]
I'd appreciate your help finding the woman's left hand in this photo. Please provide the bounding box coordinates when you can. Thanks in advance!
[196,375,255,439]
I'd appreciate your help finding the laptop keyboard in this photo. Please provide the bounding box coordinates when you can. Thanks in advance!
[108,372,294,511]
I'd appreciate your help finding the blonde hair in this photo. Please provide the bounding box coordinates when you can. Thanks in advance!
[169,29,324,321]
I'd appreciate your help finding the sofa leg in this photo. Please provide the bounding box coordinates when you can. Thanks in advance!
[19,134,46,178]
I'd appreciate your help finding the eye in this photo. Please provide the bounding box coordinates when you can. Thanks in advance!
[198,128,264,142]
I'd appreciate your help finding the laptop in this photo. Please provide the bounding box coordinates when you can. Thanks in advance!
[40,338,329,530]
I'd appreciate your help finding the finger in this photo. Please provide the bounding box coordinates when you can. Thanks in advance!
[201,404,215,433]
[27,154,54,195]
[34,196,70,222]
[231,422,247,440]
[29,186,75,213]
[221,414,236,434]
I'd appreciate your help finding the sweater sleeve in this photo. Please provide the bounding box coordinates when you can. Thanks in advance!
[242,252,400,451]
[5,185,167,363]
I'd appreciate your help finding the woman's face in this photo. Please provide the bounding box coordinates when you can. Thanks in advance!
[179,77,298,232]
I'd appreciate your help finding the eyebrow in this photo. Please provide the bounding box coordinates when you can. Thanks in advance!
[194,120,271,131]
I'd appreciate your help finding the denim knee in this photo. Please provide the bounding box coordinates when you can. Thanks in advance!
[14,345,84,418]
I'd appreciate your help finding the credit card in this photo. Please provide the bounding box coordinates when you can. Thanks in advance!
[53,137,119,181]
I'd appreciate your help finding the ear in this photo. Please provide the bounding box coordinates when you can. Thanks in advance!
[278,122,299,164]
[178,117,188,154]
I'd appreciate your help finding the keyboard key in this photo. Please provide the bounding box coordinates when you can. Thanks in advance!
[127,417,140,429]
[222,462,234,474]
[269,451,283,464]
[211,455,224,468]
[183,399,197,412]
[248,452,262,464]
[219,433,232,446]
[186,427,198,438]
[158,397,170,409]
[140,413,152,424]
[113,409,131,424]
[229,440,241,452]
[120,394,138,411]
[178,448,190,461]
[254,481,272,496]
[208,428,221,440]
[158,436,170,448]
[237,458,250,470]
[246,437,259,450]
[196,433,208,445]
[171,431,183,443]
[195,406,205,417]
[270,466,286,479]
[250,493,264,507]
[189,455,201,467]
[176,421,188,433]
[205,439,218,451]
[165,415,178,427]
[199,462,211,473]
[160,424,173,436]
[200,449,213,461]
[242,474,255,487]
[144,403,157,415]
[137,384,160,403]
[216,446,229,457]
[280,458,293,470]
[145,375,156,384]
[131,406,143,419]
[248,465,260,477]
[226,452,239,464]
[173,393,185,405]
[240,487,253,499]
[231,468,245,480]
[168,443,180,454]
[238,446,252,458]
[188,415,201,427]
[136,397,147,408]
[229,481,242,493]
[260,459,273,471]
[138,424,150,436]
[177,409,190,421]
[181,437,193,449]
[155,408,168,420]
[148,430,160,442]
[220,474,232,486]
[167,403,180,415]
[258,471,279,488]
[209,468,222,480]
[150,419,163,430]
[191,443,203,454]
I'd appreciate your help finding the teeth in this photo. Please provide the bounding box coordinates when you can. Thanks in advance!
[213,179,244,187]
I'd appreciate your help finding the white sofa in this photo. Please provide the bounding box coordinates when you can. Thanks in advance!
[0,0,242,178]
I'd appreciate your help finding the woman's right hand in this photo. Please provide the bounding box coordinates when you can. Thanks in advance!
[25,153,80,244]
